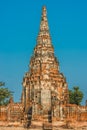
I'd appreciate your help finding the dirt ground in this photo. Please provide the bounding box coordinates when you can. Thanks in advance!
[0,127,87,130]
[0,121,87,130]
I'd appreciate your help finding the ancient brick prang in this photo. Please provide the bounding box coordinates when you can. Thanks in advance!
[22,6,69,122]
[0,6,87,129]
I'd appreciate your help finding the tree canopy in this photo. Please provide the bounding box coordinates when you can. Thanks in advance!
[0,82,13,106]
[0,82,5,87]
[69,86,83,105]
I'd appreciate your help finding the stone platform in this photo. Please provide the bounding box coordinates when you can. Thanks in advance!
[0,121,87,130]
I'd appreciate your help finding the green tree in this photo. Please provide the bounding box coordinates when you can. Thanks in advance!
[0,82,5,87]
[69,87,83,105]
[0,82,13,106]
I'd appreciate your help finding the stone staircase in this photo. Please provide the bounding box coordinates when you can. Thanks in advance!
[24,121,43,130]
[29,121,52,130]
[43,122,52,130]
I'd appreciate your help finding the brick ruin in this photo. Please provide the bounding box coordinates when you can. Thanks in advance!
[0,6,87,128]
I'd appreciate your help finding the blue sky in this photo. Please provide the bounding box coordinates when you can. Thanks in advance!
[0,0,87,105]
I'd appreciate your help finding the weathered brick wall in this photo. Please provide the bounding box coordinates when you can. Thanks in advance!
[0,106,7,121]
[7,102,24,122]
[0,102,24,122]
[78,106,87,121]
[80,112,87,121]
[0,103,87,123]
[0,112,7,121]
[64,104,87,121]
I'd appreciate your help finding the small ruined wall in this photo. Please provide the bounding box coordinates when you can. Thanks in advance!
[78,106,87,121]
[8,103,24,122]
[65,104,87,121]
[0,106,7,121]
[0,102,87,123]
[0,102,24,122]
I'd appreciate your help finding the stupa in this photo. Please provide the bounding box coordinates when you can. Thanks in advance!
[22,6,69,125]
[0,6,87,129]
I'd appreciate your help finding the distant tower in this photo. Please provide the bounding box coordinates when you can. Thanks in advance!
[22,6,69,123]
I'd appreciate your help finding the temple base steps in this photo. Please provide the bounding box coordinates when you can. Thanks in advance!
[28,120,52,130]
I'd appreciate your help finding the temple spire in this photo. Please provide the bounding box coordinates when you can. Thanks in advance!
[42,6,47,20]
[40,6,49,32]
[37,6,51,44]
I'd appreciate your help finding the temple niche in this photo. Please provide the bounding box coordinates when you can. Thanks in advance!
[22,6,69,123]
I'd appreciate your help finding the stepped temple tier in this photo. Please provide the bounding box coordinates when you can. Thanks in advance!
[22,6,69,124]
[0,6,87,129]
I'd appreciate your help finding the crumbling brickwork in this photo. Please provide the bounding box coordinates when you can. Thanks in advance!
[22,6,69,123]
[0,98,24,122]
[0,6,87,127]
